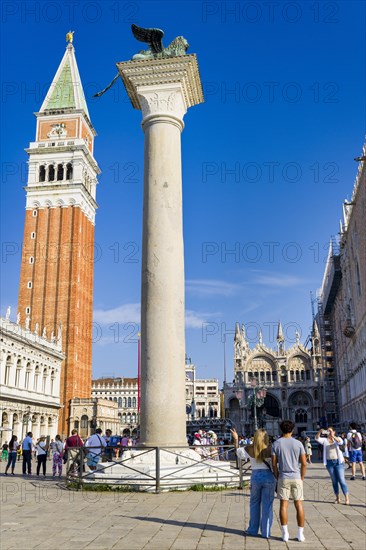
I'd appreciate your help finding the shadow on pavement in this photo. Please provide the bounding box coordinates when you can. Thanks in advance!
[129,515,283,540]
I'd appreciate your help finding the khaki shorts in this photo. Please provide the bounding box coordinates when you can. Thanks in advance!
[278,478,304,501]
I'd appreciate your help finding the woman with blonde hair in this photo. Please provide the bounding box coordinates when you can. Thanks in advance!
[232,427,276,539]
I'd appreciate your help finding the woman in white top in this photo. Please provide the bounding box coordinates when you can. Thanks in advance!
[232,428,276,539]
[304,437,312,464]
[36,436,48,477]
[315,427,350,505]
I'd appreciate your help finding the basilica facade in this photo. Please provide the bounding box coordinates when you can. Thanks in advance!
[224,322,323,436]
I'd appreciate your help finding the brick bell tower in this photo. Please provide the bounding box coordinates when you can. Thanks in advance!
[17,35,101,436]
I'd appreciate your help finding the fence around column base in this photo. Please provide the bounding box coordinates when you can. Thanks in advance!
[65,445,252,493]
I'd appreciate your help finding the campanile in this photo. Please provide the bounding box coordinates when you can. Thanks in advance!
[18,36,100,435]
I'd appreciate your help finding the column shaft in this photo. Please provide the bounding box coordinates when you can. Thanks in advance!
[140,116,186,447]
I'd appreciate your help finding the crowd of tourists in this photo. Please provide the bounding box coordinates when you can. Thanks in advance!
[1,422,365,505]
[0,429,140,477]
[232,420,365,542]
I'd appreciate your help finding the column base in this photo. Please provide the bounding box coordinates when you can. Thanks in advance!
[81,448,245,492]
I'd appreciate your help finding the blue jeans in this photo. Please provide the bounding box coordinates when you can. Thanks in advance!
[247,469,276,538]
[5,451,17,472]
[326,459,349,496]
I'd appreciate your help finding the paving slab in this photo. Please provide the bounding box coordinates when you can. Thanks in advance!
[0,460,365,549]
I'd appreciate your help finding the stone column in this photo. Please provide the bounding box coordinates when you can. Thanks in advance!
[118,56,203,447]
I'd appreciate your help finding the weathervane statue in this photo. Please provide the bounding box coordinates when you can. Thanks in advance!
[104,25,203,448]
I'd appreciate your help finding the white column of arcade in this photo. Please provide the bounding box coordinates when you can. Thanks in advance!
[118,57,203,448]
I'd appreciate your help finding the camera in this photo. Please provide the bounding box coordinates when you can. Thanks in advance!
[319,430,329,438]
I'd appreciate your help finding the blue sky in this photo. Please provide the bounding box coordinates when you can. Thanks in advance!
[1,1,365,383]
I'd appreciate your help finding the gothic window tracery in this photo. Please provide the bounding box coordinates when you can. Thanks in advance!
[289,392,310,408]
[295,409,307,423]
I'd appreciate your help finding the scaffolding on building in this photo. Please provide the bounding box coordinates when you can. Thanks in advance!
[313,237,341,427]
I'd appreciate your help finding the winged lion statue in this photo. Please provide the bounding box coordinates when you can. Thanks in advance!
[94,24,189,98]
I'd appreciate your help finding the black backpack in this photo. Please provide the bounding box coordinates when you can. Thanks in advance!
[351,432,361,450]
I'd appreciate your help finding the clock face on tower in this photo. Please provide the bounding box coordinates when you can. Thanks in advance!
[47,123,67,139]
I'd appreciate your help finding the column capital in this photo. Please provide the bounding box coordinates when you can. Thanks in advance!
[137,85,187,129]
[117,54,203,124]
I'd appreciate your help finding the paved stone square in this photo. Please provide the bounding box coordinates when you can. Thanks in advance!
[0,459,365,550]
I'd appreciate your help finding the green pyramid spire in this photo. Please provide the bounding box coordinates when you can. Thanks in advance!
[40,44,90,119]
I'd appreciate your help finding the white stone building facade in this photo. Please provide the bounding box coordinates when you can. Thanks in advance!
[0,314,64,444]
[68,397,119,439]
[185,360,221,420]
[90,364,221,436]
[91,378,139,436]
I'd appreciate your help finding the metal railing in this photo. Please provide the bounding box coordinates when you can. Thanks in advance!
[65,444,252,493]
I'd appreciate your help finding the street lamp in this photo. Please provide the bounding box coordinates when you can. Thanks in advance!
[248,378,267,432]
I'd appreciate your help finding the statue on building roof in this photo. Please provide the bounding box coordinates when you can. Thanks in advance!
[5,306,11,320]
[16,312,20,325]
[25,316,30,330]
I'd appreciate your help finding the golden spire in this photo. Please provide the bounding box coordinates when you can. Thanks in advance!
[66,30,74,44]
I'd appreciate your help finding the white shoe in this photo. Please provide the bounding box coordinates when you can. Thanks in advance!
[298,534,306,542]
[282,533,289,542]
